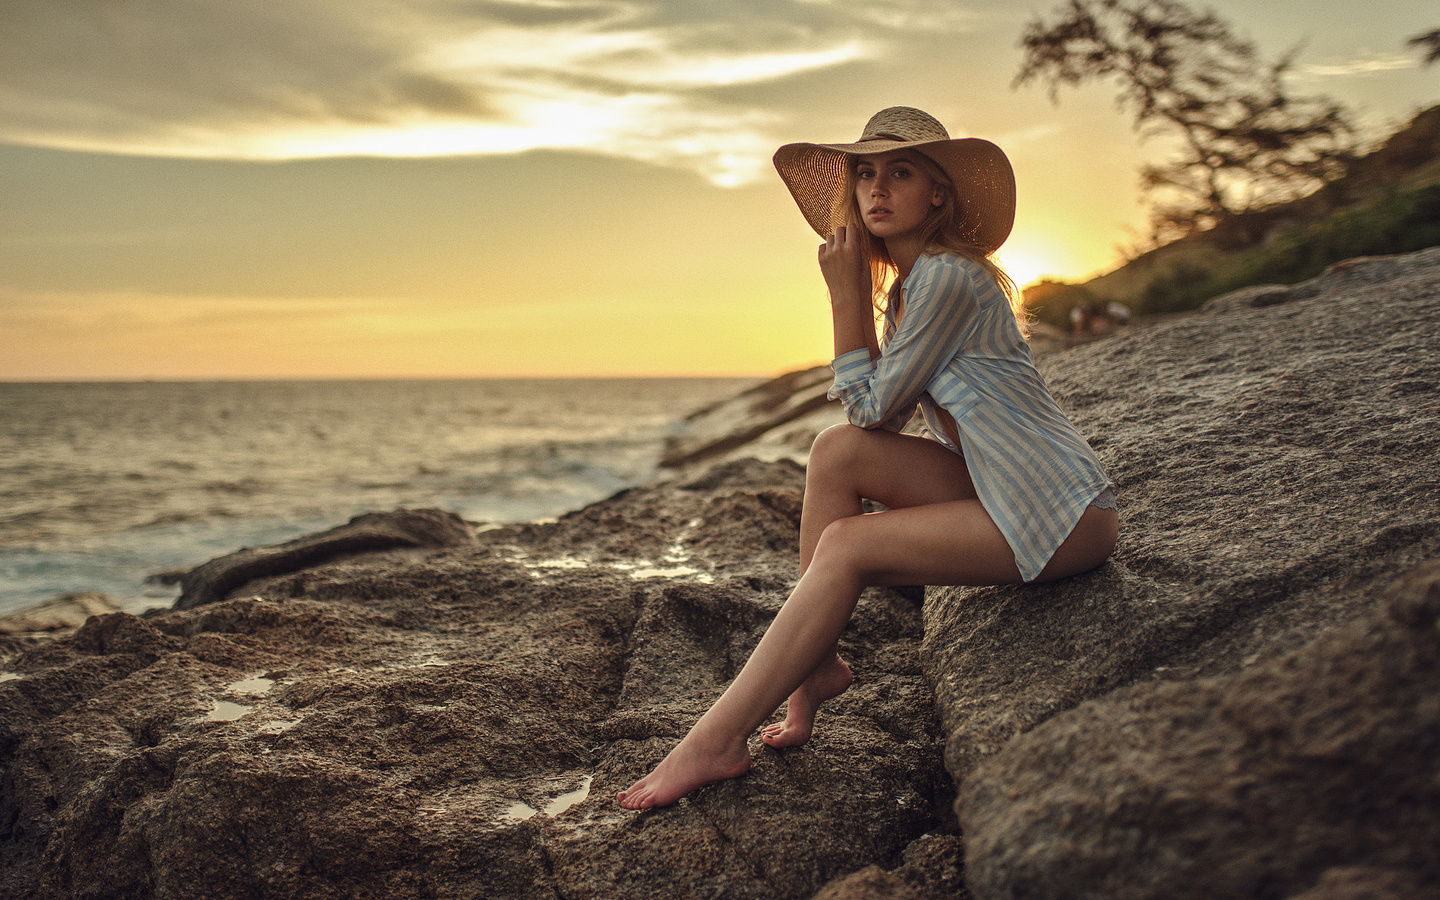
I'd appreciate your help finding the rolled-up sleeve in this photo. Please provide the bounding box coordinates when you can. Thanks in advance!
[827,256,980,430]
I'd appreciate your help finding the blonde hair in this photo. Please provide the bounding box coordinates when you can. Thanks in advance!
[844,154,1027,337]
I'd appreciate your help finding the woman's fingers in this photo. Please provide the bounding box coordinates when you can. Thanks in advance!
[819,227,843,255]
[818,225,871,308]
[820,226,861,260]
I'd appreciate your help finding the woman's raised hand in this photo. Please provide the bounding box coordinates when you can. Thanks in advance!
[818,225,872,311]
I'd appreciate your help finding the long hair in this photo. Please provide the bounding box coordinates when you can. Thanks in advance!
[843,155,1027,338]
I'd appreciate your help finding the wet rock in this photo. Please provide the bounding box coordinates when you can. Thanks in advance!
[176,508,476,609]
[660,366,845,470]
[0,592,121,635]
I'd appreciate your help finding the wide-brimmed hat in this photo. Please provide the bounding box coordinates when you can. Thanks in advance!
[773,107,1016,253]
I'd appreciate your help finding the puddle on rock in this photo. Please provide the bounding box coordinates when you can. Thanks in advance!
[525,556,591,571]
[227,674,276,695]
[501,801,539,823]
[513,550,715,583]
[613,562,713,583]
[501,775,594,824]
[544,776,594,816]
[380,657,453,672]
[636,566,712,582]
[205,699,252,722]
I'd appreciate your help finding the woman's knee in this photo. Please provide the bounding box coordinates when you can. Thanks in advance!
[808,424,880,480]
[810,423,863,463]
[809,514,873,578]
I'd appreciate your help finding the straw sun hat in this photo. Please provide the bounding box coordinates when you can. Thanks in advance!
[773,107,1016,253]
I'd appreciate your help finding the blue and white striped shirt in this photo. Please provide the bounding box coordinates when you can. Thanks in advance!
[828,252,1112,582]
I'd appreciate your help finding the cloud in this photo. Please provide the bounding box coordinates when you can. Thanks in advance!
[1299,52,1419,77]
[0,0,982,185]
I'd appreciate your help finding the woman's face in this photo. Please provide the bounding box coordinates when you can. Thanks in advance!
[854,150,944,242]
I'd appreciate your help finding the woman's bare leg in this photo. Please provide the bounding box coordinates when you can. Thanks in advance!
[615,426,1116,809]
[621,427,974,808]
[764,425,978,748]
[796,425,980,570]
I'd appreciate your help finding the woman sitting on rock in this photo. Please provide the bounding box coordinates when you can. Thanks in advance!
[618,107,1118,810]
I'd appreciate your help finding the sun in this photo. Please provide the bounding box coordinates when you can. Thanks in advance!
[996,230,1119,288]
[994,246,1053,288]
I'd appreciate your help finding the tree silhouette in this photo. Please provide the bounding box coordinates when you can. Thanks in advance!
[1015,0,1355,245]
[1410,29,1440,66]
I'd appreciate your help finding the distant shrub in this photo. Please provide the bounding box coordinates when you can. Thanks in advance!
[1234,183,1440,285]
[1132,183,1440,315]
[1135,261,1221,316]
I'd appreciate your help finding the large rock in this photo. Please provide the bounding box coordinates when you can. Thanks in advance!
[660,365,845,471]
[175,507,478,609]
[961,562,1440,900]
[926,247,1440,897]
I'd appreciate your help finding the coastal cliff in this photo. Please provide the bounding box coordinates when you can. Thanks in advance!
[2,248,1438,899]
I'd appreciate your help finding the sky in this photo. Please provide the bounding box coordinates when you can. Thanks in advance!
[1,0,1435,380]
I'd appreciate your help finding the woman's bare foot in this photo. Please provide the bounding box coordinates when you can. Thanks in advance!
[616,729,752,810]
[760,654,853,749]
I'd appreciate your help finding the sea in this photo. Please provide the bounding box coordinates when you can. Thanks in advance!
[0,378,756,618]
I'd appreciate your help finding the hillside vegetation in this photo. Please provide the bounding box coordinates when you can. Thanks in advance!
[1026,105,1440,330]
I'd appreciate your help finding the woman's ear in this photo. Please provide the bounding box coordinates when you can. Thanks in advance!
[932,186,945,207]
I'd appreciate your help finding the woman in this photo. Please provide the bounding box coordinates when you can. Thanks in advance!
[617,107,1117,810]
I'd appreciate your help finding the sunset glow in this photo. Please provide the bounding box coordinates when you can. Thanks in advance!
[0,0,1432,380]
[995,246,1053,289]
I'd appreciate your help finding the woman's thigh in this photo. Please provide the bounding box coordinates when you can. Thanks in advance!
[808,424,978,510]
[1036,505,1118,582]
[807,425,1118,586]
[816,498,1024,587]
[821,499,1116,588]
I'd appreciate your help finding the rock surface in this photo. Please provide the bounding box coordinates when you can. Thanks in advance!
[961,562,1440,900]
[175,507,479,609]
[1,462,950,900]
[1,247,1438,899]
[0,592,120,635]
[660,364,845,471]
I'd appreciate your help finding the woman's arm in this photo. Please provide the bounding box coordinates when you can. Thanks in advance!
[829,255,983,429]
[818,226,879,361]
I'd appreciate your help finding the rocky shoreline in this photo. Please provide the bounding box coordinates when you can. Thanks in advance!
[3,248,1439,899]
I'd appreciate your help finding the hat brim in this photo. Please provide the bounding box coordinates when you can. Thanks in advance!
[773,137,1016,253]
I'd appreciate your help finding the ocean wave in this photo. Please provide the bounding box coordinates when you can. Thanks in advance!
[0,377,756,615]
